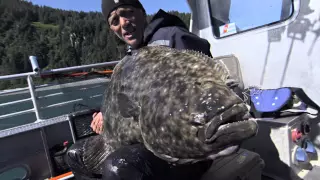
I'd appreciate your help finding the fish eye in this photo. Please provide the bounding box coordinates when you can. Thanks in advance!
[195,82,201,86]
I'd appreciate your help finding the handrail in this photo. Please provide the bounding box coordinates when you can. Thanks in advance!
[38,61,119,76]
[0,72,37,81]
[0,60,120,81]
[0,57,119,180]
[0,56,118,136]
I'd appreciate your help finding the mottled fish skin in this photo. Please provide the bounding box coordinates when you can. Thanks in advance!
[101,46,258,165]
[101,55,145,147]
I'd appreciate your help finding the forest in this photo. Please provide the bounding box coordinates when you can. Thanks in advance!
[0,0,191,89]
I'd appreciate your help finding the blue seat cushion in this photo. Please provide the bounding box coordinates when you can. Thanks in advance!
[250,88,292,112]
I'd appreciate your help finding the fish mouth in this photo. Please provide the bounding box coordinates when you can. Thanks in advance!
[206,119,258,143]
[202,103,258,144]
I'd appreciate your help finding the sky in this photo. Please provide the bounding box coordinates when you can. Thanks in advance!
[28,0,191,15]
[28,0,288,31]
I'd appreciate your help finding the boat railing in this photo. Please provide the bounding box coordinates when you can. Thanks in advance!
[0,56,120,140]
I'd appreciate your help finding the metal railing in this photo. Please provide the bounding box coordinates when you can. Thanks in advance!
[0,56,120,179]
[0,56,120,139]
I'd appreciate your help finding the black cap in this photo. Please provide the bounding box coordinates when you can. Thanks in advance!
[102,0,145,20]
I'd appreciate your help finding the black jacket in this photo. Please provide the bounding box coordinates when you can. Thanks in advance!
[131,9,212,57]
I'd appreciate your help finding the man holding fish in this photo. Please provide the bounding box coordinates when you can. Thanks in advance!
[65,0,257,180]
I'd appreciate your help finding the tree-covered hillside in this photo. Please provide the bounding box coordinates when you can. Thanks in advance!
[0,0,191,89]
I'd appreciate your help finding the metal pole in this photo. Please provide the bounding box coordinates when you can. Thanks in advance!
[0,72,36,81]
[40,60,120,76]
[68,118,77,143]
[40,128,55,177]
[27,75,42,121]
[0,60,119,81]
[29,56,41,74]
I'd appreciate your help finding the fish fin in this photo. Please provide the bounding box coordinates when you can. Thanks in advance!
[117,93,140,118]
[182,49,230,83]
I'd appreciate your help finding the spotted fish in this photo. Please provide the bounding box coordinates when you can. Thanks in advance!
[100,45,258,165]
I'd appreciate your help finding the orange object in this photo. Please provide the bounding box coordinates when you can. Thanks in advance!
[94,70,113,74]
[69,72,88,76]
[49,172,73,180]
[291,129,302,142]
[39,69,114,79]
[223,24,229,33]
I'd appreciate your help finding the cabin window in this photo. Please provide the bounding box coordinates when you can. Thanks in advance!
[208,0,294,38]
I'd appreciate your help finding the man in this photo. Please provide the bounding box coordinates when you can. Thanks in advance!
[66,0,213,179]
[91,0,212,135]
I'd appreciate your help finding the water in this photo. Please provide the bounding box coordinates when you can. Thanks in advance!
[0,78,110,131]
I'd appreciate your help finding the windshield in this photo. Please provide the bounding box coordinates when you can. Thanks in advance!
[208,0,294,38]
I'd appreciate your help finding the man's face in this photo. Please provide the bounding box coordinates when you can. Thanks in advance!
[108,6,146,49]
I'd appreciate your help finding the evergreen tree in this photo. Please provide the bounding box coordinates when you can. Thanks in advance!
[0,0,191,89]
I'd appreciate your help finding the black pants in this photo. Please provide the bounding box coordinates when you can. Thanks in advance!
[102,144,212,180]
[65,137,212,180]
